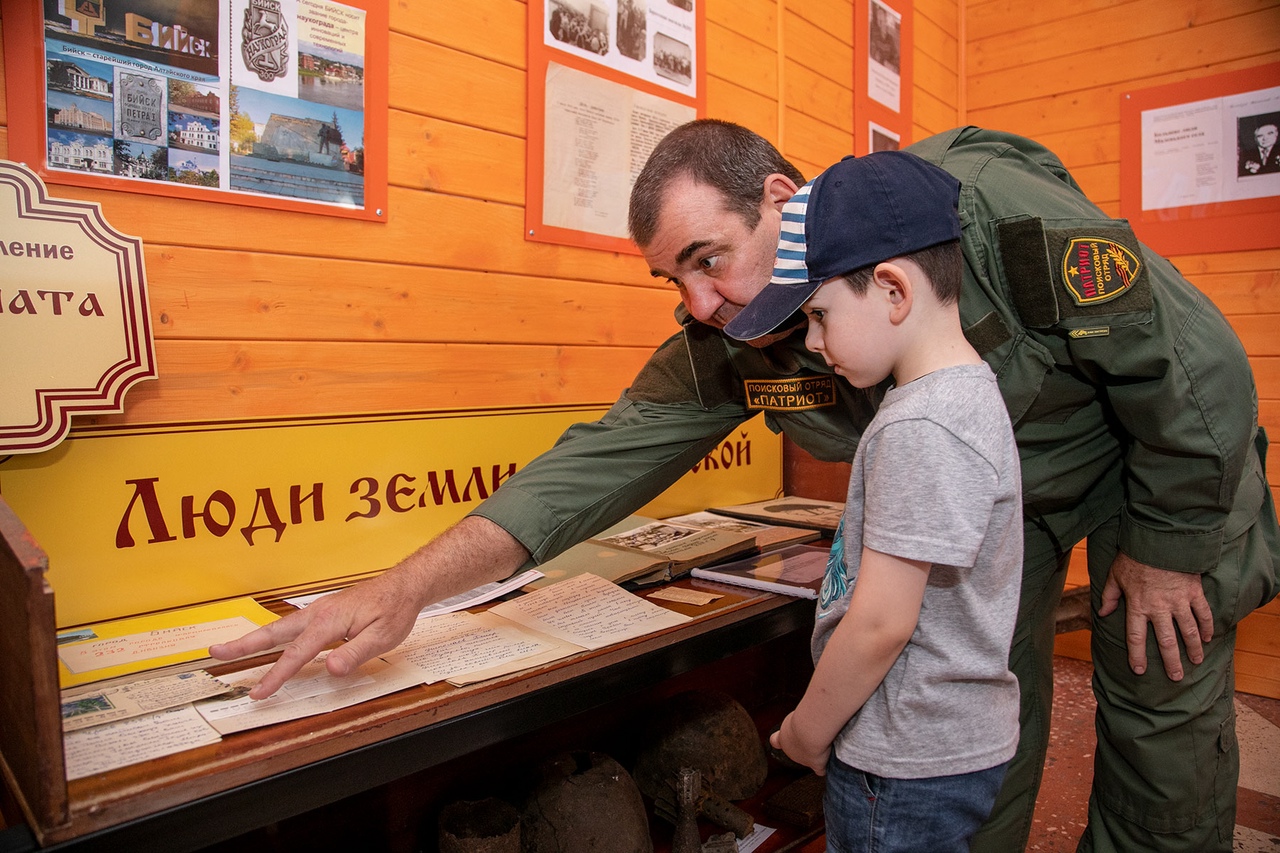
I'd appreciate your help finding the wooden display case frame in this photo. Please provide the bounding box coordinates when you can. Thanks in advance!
[0,494,816,851]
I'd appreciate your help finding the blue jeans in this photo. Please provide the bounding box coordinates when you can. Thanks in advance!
[825,756,1010,853]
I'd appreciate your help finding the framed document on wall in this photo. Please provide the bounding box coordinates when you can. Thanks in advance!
[1120,63,1280,255]
[526,0,706,253]
[1,0,388,221]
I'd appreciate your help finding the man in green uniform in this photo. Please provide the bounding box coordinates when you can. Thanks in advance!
[213,121,1279,852]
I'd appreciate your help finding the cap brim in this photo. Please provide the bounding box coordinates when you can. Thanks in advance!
[722,277,820,341]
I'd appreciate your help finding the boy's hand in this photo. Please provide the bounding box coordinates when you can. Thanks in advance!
[769,712,831,776]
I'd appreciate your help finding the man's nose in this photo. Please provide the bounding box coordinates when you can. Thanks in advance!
[681,281,723,324]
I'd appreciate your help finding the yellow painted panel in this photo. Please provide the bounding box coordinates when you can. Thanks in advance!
[1230,316,1280,357]
[42,184,652,284]
[782,109,852,176]
[967,13,1280,112]
[0,410,782,627]
[915,0,958,41]
[1190,270,1280,316]
[914,48,959,109]
[969,0,1279,75]
[785,60,853,130]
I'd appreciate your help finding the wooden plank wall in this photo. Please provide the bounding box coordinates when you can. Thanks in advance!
[965,0,1280,698]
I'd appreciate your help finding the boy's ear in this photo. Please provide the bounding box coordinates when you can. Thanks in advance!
[873,261,913,322]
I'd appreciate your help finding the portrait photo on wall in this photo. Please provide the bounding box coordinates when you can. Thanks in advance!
[1238,112,1280,177]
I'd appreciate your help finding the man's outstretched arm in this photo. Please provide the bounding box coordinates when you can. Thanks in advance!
[208,516,529,699]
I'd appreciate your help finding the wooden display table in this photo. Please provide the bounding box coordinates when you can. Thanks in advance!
[0,496,816,852]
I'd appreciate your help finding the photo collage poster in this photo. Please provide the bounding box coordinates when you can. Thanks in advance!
[42,0,368,210]
[544,0,697,98]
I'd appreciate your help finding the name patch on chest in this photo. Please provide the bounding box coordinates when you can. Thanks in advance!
[1061,237,1142,306]
[743,376,837,411]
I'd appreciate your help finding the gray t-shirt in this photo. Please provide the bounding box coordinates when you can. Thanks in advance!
[812,363,1023,779]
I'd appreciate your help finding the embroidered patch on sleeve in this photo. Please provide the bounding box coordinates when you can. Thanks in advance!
[1061,237,1141,307]
[743,376,837,411]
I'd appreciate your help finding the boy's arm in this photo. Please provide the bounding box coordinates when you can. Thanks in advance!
[770,546,929,774]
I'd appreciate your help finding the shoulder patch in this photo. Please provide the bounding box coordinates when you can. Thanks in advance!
[1061,237,1141,307]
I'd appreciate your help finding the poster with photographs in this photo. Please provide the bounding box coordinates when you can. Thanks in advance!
[1140,84,1280,211]
[545,0,697,97]
[867,0,901,113]
[39,0,371,212]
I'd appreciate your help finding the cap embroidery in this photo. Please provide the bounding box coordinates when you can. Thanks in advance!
[1061,237,1141,306]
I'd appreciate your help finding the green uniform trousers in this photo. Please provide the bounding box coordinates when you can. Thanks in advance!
[973,434,1277,853]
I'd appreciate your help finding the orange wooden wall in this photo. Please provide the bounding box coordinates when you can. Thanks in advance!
[0,0,1275,694]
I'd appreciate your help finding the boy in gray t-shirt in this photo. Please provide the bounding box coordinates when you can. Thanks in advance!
[725,151,1023,853]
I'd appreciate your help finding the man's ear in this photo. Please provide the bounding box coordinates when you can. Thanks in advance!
[762,173,801,211]
[874,261,913,323]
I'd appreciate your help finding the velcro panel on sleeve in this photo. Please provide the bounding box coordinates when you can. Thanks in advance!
[963,311,1013,357]
[997,216,1060,329]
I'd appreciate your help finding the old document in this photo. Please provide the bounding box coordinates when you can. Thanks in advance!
[194,651,424,735]
[61,670,232,732]
[491,572,691,650]
[63,704,222,780]
[384,610,581,686]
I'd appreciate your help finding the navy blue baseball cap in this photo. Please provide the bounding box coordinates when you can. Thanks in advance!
[723,150,962,341]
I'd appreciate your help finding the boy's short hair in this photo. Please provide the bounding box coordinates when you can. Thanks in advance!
[840,239,963,305]
[724,151,962,341]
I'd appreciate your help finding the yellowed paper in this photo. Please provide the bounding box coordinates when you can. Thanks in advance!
[385,610,581,685]
[55,597,279,688]
[61,670,232,732]
[490,572,691,651]
[646,587,721,606]
[63,704,222,780]
[193,651,424,736]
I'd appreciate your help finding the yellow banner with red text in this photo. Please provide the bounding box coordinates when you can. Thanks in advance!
[0,408,781,627]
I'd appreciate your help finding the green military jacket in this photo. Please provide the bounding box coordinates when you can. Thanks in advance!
[473,127,1273,579]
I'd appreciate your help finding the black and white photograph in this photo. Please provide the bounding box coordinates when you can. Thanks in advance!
[653,31,691,87]
[548,0,611,56]
[1238,112,1280,177]
[616,0,647,61]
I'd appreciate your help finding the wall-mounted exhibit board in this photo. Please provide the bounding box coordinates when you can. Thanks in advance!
[853,0,913,154]
[0,408,782,628]
[2,0,389,222]
[1120,62,1280,256]
[525,0,706,253]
